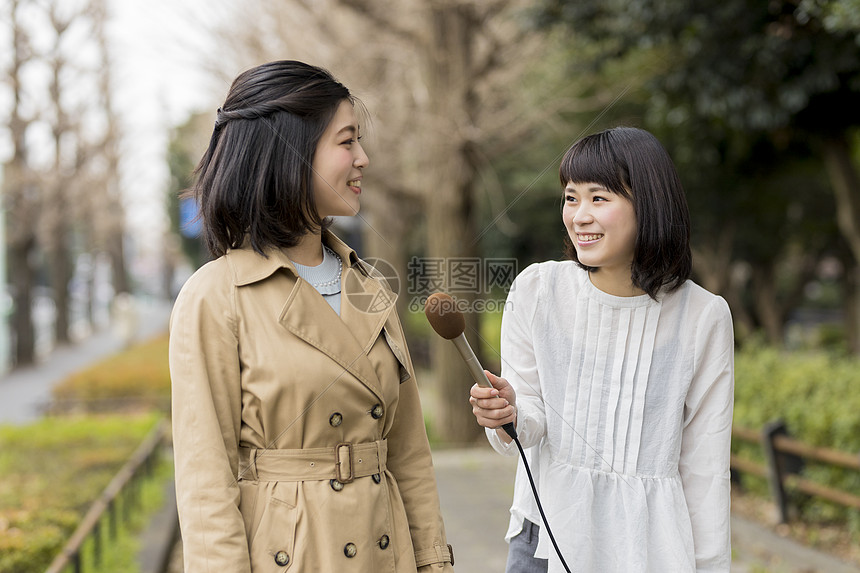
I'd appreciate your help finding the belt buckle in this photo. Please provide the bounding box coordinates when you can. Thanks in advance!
[335,442,354,483]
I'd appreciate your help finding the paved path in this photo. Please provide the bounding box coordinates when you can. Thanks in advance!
[0,296,173,425]
[433,447,516,572]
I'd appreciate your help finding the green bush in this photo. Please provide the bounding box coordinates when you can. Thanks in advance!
[0,414,161,573]
[50,335,170,413]
[733,341,860,530]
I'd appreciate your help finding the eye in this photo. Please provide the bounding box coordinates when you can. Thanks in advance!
[564,194,577,203]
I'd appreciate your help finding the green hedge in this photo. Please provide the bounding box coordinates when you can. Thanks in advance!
[0,414,161,573]
[50,335,170,413]
[733,341,860,530]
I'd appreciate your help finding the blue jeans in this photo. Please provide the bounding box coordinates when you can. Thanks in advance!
[506,519,549,573]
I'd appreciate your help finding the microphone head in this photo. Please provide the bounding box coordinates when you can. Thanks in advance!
[424,293,465,340]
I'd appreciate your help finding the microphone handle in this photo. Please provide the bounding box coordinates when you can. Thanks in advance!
[452,334,517,439]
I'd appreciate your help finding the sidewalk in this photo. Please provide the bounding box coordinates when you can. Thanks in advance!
[0,296,173,425]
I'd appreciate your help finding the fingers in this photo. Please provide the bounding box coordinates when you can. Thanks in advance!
[480,371,517,407]
[469,383,516,430]
[469,391,509,411]
[470,382,500,400]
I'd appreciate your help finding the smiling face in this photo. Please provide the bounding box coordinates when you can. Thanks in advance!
[562,181,641,295]
[311,99,369,218]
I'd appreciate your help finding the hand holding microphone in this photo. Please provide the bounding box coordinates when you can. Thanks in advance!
[471,371,518,442]
[424,293,517,439]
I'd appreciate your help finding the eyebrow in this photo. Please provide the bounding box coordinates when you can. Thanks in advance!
[336,125,359,136]
[565,184,607,193]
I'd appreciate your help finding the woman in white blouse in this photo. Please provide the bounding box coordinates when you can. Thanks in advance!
[470,127,734,573]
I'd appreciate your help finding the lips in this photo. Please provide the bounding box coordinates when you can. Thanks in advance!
[347,179,362,194]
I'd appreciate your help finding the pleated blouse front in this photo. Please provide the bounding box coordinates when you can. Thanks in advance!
[487,261,734,573]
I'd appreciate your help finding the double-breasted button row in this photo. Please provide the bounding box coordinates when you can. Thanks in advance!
[274,550,290,566]
[342,538,387,557]
[330,405,383,425]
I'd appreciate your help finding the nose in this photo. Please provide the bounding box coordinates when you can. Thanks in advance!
[354,142,369,169]
[572,202,593,226]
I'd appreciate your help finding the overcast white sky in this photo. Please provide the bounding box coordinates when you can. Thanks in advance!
[107,0,225,244]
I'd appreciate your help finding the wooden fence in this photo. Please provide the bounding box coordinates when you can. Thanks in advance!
[731,420,860,523]
[44,418,169,573]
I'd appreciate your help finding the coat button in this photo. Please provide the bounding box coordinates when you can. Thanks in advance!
[370,404,384,419]
[378,534,390,549]
[330,479,344,491]
[344,542,357,558]
[274,550,290,566]
[329,412,343,427]
[372,473,381,484]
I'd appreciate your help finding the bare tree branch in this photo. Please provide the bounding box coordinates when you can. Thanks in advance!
[334,0,421,45]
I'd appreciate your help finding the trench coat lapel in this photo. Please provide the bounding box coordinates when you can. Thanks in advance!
[227,231,411,398]
[278,275,386,400]
[324,232,414,382]
[226,235,388,400]
[339,266,396,353]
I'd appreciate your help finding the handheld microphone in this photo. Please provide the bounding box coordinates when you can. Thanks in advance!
[423,292,517,439]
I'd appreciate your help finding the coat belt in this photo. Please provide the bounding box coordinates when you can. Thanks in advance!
[238,439,388,483]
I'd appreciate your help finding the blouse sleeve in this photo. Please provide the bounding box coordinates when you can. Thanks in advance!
[169,266,250,572]
[679,295,735,572]
[486,263,545,453]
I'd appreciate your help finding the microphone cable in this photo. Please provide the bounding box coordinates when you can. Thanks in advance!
[500,422,572,573]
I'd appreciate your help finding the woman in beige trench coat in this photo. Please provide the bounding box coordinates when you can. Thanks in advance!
[169,60,454,572]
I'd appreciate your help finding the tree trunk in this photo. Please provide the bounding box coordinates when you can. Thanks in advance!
[4,0,38,366]
[821,134,860,353]
[47,221,72,344]
[426,181,484,444]
[691,226,755,339]
[9,238,36,366]
[110,230,130,295]
[419,4,487,444]
[751,264,784,346]
[841,260,860,354]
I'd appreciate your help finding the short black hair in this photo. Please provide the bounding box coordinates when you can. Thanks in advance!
[559,126,691,298]
[189,60,359,257]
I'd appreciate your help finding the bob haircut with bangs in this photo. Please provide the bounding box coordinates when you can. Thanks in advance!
[188,60,364,257]
[560,126,692,298]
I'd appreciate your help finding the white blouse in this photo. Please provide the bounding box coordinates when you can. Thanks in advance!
[487,261,734,572]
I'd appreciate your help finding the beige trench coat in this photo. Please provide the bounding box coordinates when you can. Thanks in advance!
[169,232,454,572]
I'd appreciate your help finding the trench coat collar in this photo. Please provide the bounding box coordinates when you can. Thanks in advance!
[225,231,399,395]
[227,230,362,287]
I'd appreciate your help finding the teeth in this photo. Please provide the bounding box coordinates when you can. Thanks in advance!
[347,179,361,188]
[579,234,602,241]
